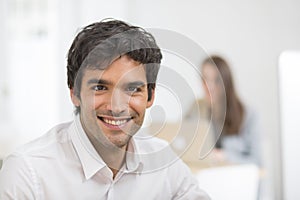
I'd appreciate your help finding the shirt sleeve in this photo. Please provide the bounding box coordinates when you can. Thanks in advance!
[168,159,211,200]
[0,154,37,199]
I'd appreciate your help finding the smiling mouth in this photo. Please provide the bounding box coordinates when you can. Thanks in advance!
[97,116,132,126]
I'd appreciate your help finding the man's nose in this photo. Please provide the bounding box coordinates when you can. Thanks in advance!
[106,89,128,115]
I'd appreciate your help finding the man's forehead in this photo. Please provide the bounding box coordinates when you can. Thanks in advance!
[82,67,147,84]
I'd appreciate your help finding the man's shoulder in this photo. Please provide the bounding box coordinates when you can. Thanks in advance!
[10,121,73,159]
[0,121,74,196]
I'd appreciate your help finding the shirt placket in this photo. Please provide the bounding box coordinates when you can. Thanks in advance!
[105,166,127,200]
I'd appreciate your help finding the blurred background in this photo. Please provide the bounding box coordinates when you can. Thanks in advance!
[0,0,299,199]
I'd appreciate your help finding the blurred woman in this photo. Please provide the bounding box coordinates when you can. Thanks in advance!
[186,55,261,165]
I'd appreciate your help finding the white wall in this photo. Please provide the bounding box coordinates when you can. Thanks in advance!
[0,0,60,150]
[0,0,9,122]
[0,0,15,158]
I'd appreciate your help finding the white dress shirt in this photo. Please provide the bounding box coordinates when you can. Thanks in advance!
[0,115,210,200]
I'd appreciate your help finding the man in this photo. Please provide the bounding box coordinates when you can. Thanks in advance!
[0,19,210,199]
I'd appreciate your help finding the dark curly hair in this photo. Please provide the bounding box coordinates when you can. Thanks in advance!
[67,19,162,114]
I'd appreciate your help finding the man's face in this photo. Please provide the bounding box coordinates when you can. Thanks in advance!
[71,55,154,150]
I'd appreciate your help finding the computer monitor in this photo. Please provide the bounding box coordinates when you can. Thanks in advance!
[278,50,300,199]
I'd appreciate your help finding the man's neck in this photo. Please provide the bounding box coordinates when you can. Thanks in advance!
[88,134,127,179]
[99,145,127,179]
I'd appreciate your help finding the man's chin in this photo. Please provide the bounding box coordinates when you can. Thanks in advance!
[105,136,132,150]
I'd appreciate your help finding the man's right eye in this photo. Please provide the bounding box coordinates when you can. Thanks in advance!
[93,85,107,91]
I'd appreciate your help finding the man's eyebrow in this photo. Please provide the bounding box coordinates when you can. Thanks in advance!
[87,79,112,85]
[126,81,146,87]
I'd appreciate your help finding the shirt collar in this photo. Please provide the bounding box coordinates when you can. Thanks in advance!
[70,114,143,180]
[126,137,143,173]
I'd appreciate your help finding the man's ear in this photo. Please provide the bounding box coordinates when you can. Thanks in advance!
[70,89,80,107]
[146,88,155,108]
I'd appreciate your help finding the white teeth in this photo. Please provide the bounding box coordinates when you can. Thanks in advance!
[102,118,128,126]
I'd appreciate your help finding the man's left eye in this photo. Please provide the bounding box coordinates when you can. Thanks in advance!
[93,85,107,91]
[127,86,140,93]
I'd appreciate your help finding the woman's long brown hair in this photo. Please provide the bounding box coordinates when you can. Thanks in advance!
[203,55,244,135]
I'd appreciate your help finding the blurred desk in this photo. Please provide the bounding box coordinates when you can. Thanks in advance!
[196,164,260,200]
[149,121,261,200]
[186,160,229,174]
